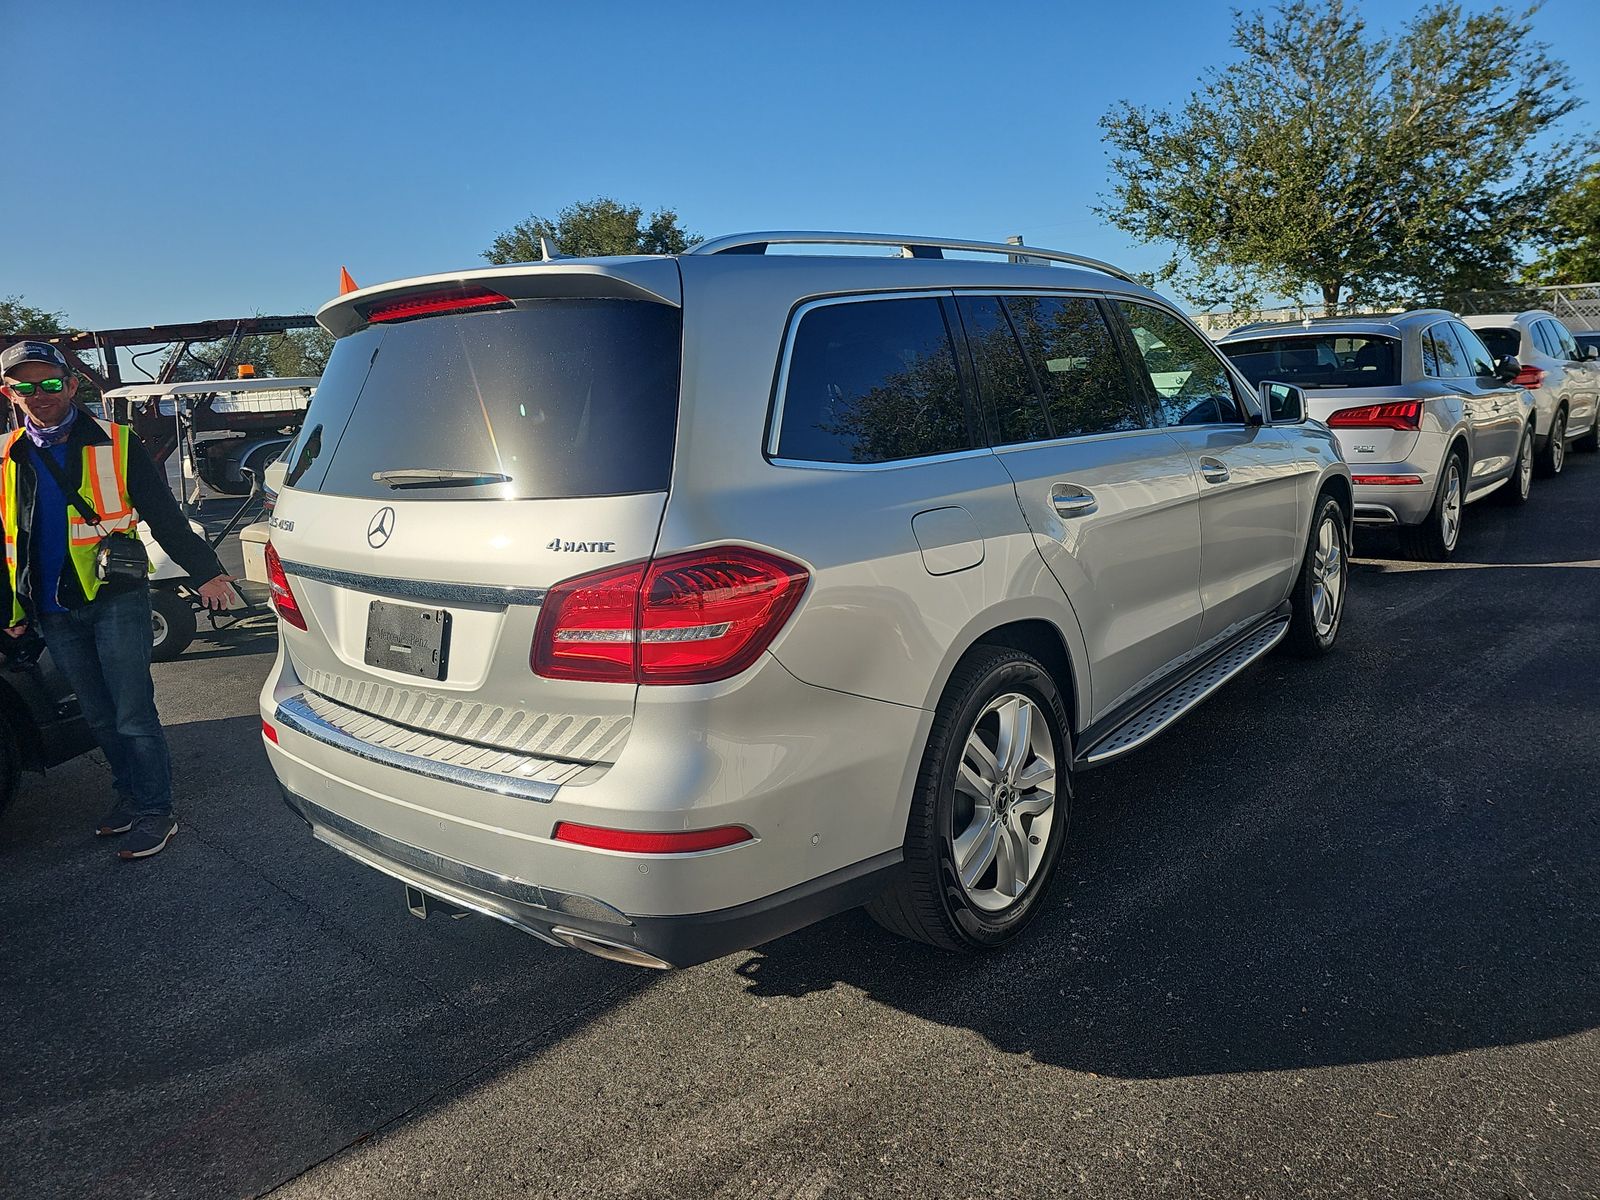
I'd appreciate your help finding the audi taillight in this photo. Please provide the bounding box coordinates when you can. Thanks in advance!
[1513,366,1546,388]
[263,542,308,631]
[363,286,512,324]
[532,546,809,685]
[1327,400,1422,430]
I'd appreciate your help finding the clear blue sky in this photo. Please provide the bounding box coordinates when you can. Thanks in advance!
[4,0,1595,334]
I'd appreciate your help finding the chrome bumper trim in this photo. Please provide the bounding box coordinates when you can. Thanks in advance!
[283,789,632,928]
[1352,504,1400,525]
[274,693,564,803]
[280,560,546,608]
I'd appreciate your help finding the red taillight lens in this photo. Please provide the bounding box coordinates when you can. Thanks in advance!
[1351,474,1425,486]
[262,719,278,744]
[1513,366,1546,388]
[552,822,753,853]
[532,546,809,685]
[1327,400,1422,430]
[363,286,511,324]
[263,541,308,631]
[533,561,646,682]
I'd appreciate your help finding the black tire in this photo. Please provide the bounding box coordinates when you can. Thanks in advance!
[1285,494,1348,657]
[1537,408,1567,477]
[1496,424,1535,506]
[867,646,1072,952]
[1577,407,1600,454]
[150,588,197,662]
[1398,450,1466,562]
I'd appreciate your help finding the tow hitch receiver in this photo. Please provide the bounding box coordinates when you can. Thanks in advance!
[405,884,470,922]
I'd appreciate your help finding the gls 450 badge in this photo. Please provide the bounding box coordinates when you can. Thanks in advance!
[547,538,617,554]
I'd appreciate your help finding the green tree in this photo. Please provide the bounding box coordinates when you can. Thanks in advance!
[1098,0,1582,312]
[0,295,68,336]
[484,196,696,263]
[1528,159,1600,283]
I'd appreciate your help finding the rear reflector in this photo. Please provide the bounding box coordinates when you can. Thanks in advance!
[1512,366,1546,388]
[1327,400,1422,430]
[551,822,753,854]
[1351,474,1424,486]
[262,719,278,744]
[263,541,308,630]
[363,286,512,324]
[532,546,809,685]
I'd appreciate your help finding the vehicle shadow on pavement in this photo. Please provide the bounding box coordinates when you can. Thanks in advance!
[733,471,1600,1080]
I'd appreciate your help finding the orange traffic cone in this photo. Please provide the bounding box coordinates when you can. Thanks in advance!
[339,266,359,295]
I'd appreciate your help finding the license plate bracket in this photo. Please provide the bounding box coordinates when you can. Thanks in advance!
[364,600,451,680]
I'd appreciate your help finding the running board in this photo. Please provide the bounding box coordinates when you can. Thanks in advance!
[1076,617,1291,767]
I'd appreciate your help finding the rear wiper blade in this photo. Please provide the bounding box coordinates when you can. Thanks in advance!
[372,468,513,490]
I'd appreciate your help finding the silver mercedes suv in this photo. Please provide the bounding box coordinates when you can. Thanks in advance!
[1219,312,1536,561]
[260,231,1352,968]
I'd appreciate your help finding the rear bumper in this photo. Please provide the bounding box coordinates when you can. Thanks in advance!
[278,785,899,967]
[260,640,926,964]
[1351,478,1436,526]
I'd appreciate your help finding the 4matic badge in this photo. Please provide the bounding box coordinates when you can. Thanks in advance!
[547,537,617,553]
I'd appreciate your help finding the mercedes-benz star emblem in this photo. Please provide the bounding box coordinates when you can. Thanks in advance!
[367,506,396,549]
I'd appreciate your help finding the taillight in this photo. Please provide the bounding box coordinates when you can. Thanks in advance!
[552,822,753,853]
[1327,400,1422,430]
[262,719,279,744]
[1351,474,1424,486]
[363,285,511,324]
[1513,366,1546,388]
[532,546,809,685]
[263,541,308,631]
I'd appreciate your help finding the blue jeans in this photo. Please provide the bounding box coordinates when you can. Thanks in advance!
[38,586,173,820]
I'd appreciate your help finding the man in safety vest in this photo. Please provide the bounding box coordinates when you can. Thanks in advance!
[0,341,234,859]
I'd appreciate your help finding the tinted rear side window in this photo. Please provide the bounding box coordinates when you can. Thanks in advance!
[1474,327,1520,361]
[1223,334,1400,389]
[1006,296,1146,436]
[283,300,681,500]
[776,297,972,464]
[1427,323,1470,378]
[955,296,1050,444]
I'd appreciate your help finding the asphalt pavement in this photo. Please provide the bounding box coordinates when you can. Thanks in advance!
[2,458,1598,1200]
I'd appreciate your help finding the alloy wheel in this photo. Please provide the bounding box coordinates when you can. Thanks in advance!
[1519,432,1533,498]
[951,693,1058,913]
[1311,513,1345,639]
[1552,414,1566,473]
[150,609,169,652]
[1441,462,1462,550]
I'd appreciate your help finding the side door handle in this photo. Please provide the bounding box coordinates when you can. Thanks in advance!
[1199,456,1230,484]
[1050,484,1097,517]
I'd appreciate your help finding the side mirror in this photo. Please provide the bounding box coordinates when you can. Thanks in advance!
[1585,345,1600,362]
[1258,380,1306,424]
[264,459,289,496]
[1494,355,1521,384]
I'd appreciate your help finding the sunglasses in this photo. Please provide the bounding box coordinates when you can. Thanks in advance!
[5,378,67,397]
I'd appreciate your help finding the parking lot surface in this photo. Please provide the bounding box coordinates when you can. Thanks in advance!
[3,461,1598,1200]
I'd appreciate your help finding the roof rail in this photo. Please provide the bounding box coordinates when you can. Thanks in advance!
[683,231,1137,284]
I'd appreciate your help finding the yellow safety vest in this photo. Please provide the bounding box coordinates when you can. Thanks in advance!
[1,419,139,622]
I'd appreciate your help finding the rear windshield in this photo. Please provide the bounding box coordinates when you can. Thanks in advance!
[1222,335,1400,389]
[282,299,681,500]
[1473,327,1519,360]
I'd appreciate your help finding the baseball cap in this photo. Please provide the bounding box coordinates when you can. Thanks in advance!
[0,341,71,377]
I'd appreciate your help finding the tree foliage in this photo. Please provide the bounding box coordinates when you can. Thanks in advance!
[1528,159,1600,284]
[1098,0,1583,312]
[0,295,68,337]
[484,197,696,264]
[169,325,334,383]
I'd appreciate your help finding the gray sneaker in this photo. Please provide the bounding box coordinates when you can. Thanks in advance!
[117,817,178,861]
[96,800,139,837]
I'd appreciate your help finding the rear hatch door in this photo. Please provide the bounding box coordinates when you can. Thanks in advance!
[267,264,682,766]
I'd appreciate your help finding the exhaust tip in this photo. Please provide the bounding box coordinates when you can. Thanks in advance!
[550,926,673,970]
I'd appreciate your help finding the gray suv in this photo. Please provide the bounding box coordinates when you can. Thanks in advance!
[1220,312,1536,561]
[260,232,1352,967]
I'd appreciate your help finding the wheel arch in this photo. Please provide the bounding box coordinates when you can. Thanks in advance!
[923,606,1087,738]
